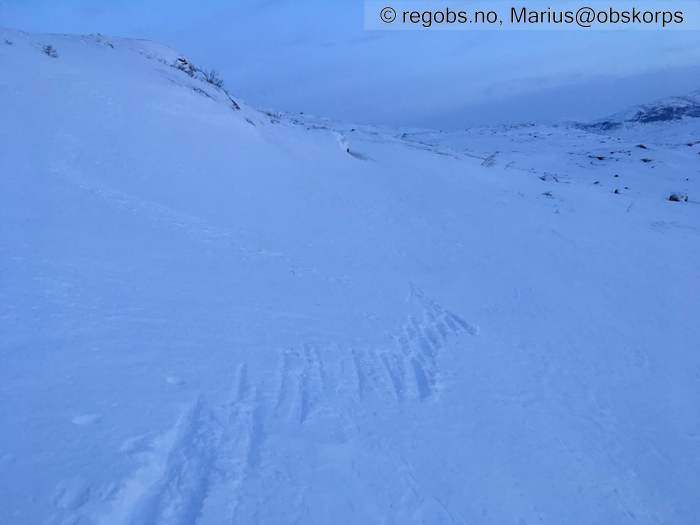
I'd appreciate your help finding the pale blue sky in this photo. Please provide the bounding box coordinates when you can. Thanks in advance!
[2,0,699,128]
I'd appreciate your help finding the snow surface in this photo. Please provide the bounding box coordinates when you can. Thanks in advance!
[1,28,700,525]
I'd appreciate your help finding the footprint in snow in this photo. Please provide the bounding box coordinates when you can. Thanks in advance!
[71,414,102,426]
[119,434,154,457]
[165,375,185,386]
[53,478,91,510]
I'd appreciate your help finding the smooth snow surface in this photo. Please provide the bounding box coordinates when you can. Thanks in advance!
[1,28,700,525]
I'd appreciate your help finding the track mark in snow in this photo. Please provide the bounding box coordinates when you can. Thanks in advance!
[71,413,102,426]
[221,363,265,473]
[94,363,268,525]
[297,345,326,423]
[66,291,475,523]
[198,364,267,524]
[348,347,396,401]
[411,357,432,400]
[98,398,218,525]
[274,349,300,417]
[53,478,91,512]
[350,348,368,398]
[165,375,185,387]
[350,289,477,403]
[274,345,331,424]
[379,350,407,401]
[51,164,292,264]
[233,362,249,403]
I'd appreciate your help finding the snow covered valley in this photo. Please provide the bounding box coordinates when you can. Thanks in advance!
[1,28,700,524]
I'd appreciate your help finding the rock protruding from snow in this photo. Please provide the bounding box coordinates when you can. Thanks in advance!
[173,56,197,77]
[669,192,689,202]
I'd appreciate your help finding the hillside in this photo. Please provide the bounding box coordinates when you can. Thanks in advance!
[1,28,700,525]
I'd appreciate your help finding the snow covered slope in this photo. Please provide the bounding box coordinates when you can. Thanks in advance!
[2,28,700,525]
[586,90,700,128]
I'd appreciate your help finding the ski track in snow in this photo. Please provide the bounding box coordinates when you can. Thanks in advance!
[50,164,282,263]
[54,292,476,524]
[49,164,344,285]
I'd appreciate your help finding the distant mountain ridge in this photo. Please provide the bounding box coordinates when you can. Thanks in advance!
[580,89,700,130]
